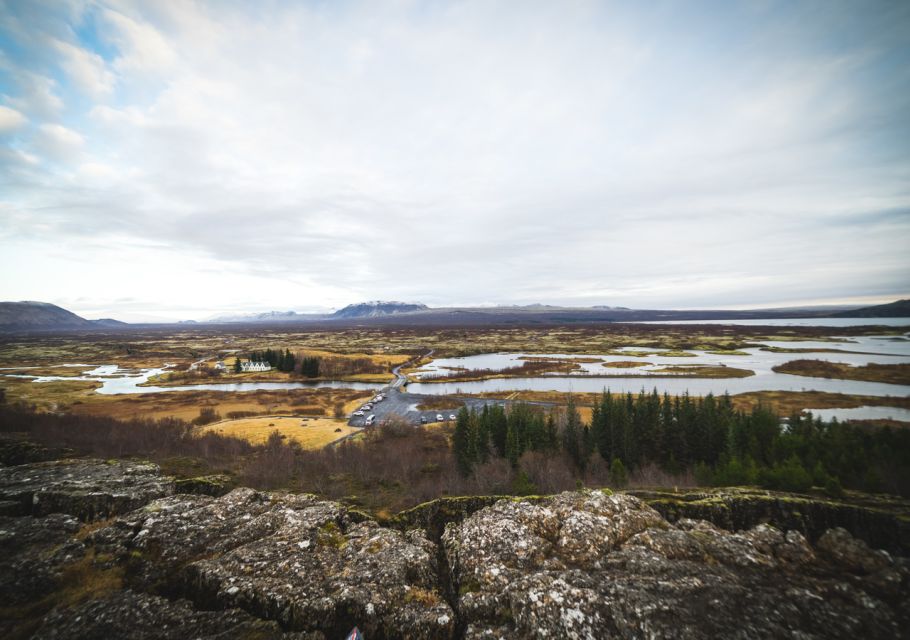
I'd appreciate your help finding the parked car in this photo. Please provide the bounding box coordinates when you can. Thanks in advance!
[365,414,376,426]
[436,414,444,422]
[420,416,427,424]
[362,404,373,410]
[353,410,364,416]
[449,414,457,421]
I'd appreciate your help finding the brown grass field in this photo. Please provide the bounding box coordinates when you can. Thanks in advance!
[772,360,910,386]
[197,416,358,448]
[1,324,906,424]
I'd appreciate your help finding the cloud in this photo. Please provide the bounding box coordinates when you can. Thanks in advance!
[31,123,84,162]
[5,72,64,118]
[51,38,115,98]
[0,105,27,131]
[101,8,178,73]
[0,0,909,316]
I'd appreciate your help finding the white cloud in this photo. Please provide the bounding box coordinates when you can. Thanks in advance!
[0,105,27,131]
[0,1,908,315]
[51,38,115,98]
[101,8,178,73]
[3,72,63,119]
[32,123,84,161]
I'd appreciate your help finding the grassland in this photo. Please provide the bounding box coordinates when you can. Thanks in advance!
[602,360,653,368]
[772,360,910,385]
[647,365,755,378]
[2,321,898,370]
[1,369,375,423]
[197,416,358,448]
[1,323,906,423]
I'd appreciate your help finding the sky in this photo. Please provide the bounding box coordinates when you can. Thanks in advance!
[1,1,909,322]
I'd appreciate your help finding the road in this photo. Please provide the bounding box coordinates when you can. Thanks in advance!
[347,349,511,428]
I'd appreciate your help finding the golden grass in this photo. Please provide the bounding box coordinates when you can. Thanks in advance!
[198,416,359,448]
[68,388,372,422]
[729,390,910,414]
[603,360,652,368]
[772,360,910,385]
[648,365,755,378]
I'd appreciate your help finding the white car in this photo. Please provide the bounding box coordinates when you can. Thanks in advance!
[362,404,373,411]
[353,410,364,416]
[436,414,444,422]
[365,414,376,426]
[449,414,457,421]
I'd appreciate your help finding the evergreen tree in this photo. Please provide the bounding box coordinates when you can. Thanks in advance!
[610,458,628,487]
[453,406,474,475]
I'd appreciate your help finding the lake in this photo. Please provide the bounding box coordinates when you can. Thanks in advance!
[5,365,382,394]
[406,333,910,399]
[636,317,910,328]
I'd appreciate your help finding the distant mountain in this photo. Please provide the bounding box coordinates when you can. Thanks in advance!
[331,301,428,319]
[207,310,319,323]
[833,299,910,318]
[0,301,94,330]
[91,318,129,328]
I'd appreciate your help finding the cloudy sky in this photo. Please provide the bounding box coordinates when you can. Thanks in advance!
[1,1,908,321]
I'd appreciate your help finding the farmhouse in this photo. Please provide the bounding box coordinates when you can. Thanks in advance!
[240,361,271,372]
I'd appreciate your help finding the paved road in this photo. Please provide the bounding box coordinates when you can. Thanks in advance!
[347,350,511,428]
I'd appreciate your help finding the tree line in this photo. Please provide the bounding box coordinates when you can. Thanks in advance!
[452,390,910,495]
[238,348,317,375]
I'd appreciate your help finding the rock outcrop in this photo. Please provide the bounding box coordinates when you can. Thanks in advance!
[93,487,453,638]
[443,491,909,638]
[1,460,908,639]
[0,459,174,520]
[633,487,910,555]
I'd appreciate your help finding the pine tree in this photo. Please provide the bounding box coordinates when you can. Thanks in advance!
[505,423,519,468]
[453,406,475,475]
[610,458,628,487]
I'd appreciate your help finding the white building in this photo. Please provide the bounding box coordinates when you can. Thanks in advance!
[240,361,271,372]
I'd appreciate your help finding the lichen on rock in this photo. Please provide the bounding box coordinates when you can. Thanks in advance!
[444,491,910,638]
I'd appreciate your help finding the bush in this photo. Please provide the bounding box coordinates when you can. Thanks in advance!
[192,407,221,426]
[609,458,628,488]
[712,457,757,486]
[757,456,812,492]
[511,470,538,496]
[694,462,713,486]
[824,476,845,498]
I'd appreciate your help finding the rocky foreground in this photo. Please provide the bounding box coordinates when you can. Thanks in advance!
[1,459,908,639]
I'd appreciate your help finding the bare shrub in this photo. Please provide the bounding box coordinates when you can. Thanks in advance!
[192,406,221,426]
[226,410,258,419]
[628,462,696,490]
[241,431,296,488]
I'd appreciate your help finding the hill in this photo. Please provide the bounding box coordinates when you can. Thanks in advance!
[0,301,94,330]
[331,301,428,319]
[833,299,910,318]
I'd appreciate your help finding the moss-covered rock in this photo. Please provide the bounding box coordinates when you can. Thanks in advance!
[630,488,910,555]
[173,474,234,497]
